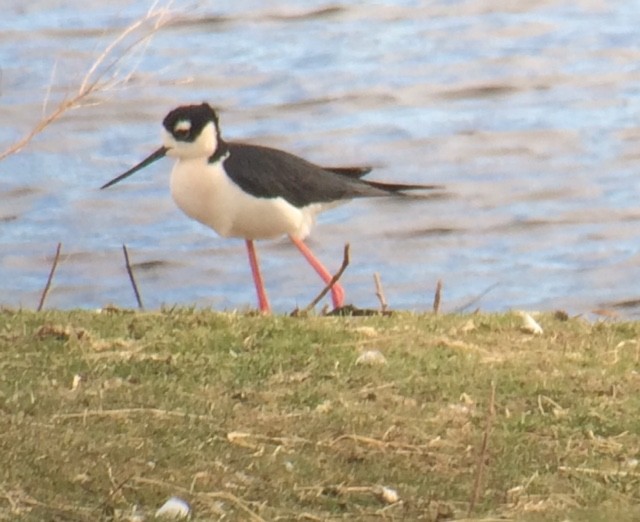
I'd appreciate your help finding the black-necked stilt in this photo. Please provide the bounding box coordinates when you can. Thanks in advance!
[101,103,440,313]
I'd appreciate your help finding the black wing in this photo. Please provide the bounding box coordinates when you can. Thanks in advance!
[222,142,441,208]
[222,143,388,208]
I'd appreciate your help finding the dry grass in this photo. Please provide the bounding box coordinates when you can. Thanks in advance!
[1,309,640,520]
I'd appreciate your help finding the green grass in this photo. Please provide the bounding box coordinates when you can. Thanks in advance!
[1,309,639,520]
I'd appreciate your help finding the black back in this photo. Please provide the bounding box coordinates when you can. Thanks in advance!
[221,143,390,208]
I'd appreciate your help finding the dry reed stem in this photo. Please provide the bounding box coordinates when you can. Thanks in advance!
[303,243,350,313]
[468,380,496,515]
[37,242,62,311]
[433,278,443,314]
[373,272,388,312]
[0,2,174,162]
[122,244,144,310]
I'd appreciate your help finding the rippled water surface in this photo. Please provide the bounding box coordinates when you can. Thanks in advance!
[3,0,640,315]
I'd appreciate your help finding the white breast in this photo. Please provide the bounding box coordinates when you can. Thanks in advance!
[169,158,322,240]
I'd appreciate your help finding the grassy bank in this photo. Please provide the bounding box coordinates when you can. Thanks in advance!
[1,309,639,520]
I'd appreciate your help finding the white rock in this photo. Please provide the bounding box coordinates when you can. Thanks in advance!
[518,311,543,335]
[71,374,83,391]
[378,486,400,504]
[356,350,387,366]
[155,496,190,519]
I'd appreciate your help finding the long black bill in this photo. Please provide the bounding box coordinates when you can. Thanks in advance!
[100,146,168,189]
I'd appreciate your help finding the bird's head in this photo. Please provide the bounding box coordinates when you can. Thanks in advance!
[101,102,224,190]
[162,103,222,160]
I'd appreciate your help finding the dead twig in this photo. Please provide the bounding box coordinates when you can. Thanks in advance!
[122,244,144,310]
[373,272,388,312]
[468,380,496,515]
[97,464,136,512]
[37,243,62,311]
[453,282,500,313]
[433,279,443,314]
[302,243,350,313]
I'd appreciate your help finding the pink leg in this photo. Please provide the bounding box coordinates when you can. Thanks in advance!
[289,235,345,309]
[245,239,270,313]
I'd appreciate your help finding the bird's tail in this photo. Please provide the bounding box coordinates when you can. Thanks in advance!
[365,180,444,193]
[326,166,442,193]
[325,166,372,178]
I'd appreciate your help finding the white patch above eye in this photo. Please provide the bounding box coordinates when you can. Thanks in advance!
[174,120,192,132]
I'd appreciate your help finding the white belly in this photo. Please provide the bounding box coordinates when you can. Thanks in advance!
[169,158,321,240]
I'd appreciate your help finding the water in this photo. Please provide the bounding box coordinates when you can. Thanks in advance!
[3,0,640,315]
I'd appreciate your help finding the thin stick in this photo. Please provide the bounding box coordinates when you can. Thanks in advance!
[373,272,388,312]
[303,243,350,313]
[122,245,144,310]
[37,243,62,311]
[453,282,499,313]
[433,279,443,314]
[95,471,136,517]
[468,380,496,515]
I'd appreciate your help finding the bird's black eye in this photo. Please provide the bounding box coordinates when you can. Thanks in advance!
[173,128,190,140]
[172,120,193,141]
